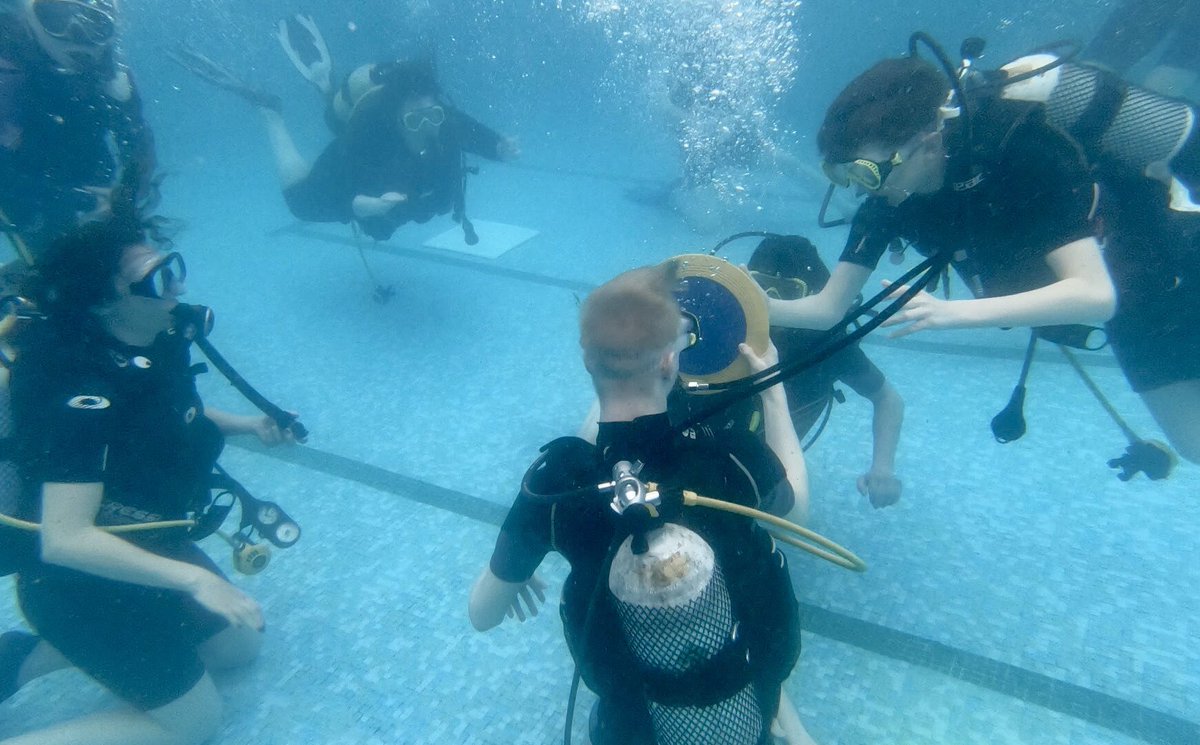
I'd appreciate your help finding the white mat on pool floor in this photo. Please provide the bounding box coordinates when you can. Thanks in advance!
[423,220,539,259]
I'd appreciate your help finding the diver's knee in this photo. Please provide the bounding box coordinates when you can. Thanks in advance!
[199,624,263,670]
[148,674,223,745]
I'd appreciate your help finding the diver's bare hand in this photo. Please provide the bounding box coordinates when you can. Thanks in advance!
[505,573,547,622]
[738,341,779,374]
[496,136,521,161]
[189,571,264,631]
[254,411,304,446]
[857,470,902,508]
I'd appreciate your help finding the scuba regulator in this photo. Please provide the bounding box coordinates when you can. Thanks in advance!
[167,303,306,572]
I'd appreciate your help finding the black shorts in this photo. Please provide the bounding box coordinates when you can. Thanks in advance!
[16,540,229,710]
[1102,184,1200,393]
[786,345,886,438]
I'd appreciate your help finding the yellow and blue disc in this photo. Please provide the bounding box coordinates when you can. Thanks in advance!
[673,254,770,386]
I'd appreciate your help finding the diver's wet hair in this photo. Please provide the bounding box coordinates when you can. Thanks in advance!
[818,57,949,163]
[34,167,161,331]
[580,260,682,380]
[748,235,831,292]
[371,57,440,99]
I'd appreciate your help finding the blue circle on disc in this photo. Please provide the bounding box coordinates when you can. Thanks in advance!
[676,276,747,377]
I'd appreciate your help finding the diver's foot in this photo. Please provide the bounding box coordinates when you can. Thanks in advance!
[168,45,282,112]
[0,631,39,703]
[373,284,396,304]
[462,221,479,246]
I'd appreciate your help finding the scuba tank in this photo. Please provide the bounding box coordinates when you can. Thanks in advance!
[999,53,1197,211]
[608,522,765,745]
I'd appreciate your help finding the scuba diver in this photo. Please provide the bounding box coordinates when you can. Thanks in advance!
[1084,0,1200,100]
[0,0,156,270]
[0,187,303,743]
[746,234,904,508]
[171,15,519,246]
[470,260,818,745]
[771,35,1200,472]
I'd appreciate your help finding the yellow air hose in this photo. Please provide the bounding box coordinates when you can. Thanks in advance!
[682,490,867,572]
[0,512,196,534]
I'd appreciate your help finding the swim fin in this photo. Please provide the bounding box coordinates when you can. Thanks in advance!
[276,14,333,97]
[167,44,281,111]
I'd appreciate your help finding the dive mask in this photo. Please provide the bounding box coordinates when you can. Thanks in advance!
[129,252,185,299]
[402,104,445,131]
[822,151,904,192]
[32,0,116,46]
[749,270,810,301]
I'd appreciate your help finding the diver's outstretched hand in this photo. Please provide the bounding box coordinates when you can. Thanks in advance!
[878,279,964,338]
[496,136,521,161]
[276,14,332,97]
[254,411,306,446]
[168,44,281,112]
[504,574,548,623]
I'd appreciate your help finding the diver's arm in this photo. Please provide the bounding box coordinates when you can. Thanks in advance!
[739,343,808,523]
[39,481,263,629]
[768,261,872,331]
[352,192,407,219]
[40,482,218,592]
[771,689,819,745]
[881,236,1115,337]
[468,566,546,631]
[205,407,298,446]
[858,379,904,508]
[452,110,514,160]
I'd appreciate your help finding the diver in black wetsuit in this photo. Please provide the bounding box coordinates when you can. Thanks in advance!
[0,201,300,743]
[1085,0,1200,99]
[470,260,818,745]
[770,53,1200,470]
[748,235,905,507]
[0,0,156,268]
[172,15,519,244]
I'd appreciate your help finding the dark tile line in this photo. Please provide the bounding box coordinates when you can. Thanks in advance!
[271,222,1120,369]
[233,440,1196,744]
[802,605,1198,745]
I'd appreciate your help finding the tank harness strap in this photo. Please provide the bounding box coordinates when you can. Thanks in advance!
[637,625,753,708]
[1067,72,1127,157]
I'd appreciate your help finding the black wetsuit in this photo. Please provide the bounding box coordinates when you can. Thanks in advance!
[841,95,1200,393]
[8,323,228,710]
[774,327,885,436]
[0,19,155,262]
[489,413,801,745]
[1086,0,1200,76]
[283,103,505,241]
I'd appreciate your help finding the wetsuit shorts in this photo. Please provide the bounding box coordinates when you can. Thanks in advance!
[1101,176,1200,392]
[16,540,230,710]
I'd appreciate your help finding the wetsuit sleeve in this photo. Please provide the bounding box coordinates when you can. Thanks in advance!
[22,379,115,484]
[489,494,553,583]
[838,196,899,269]
[719,430,793,517]
[448,109,504,160]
